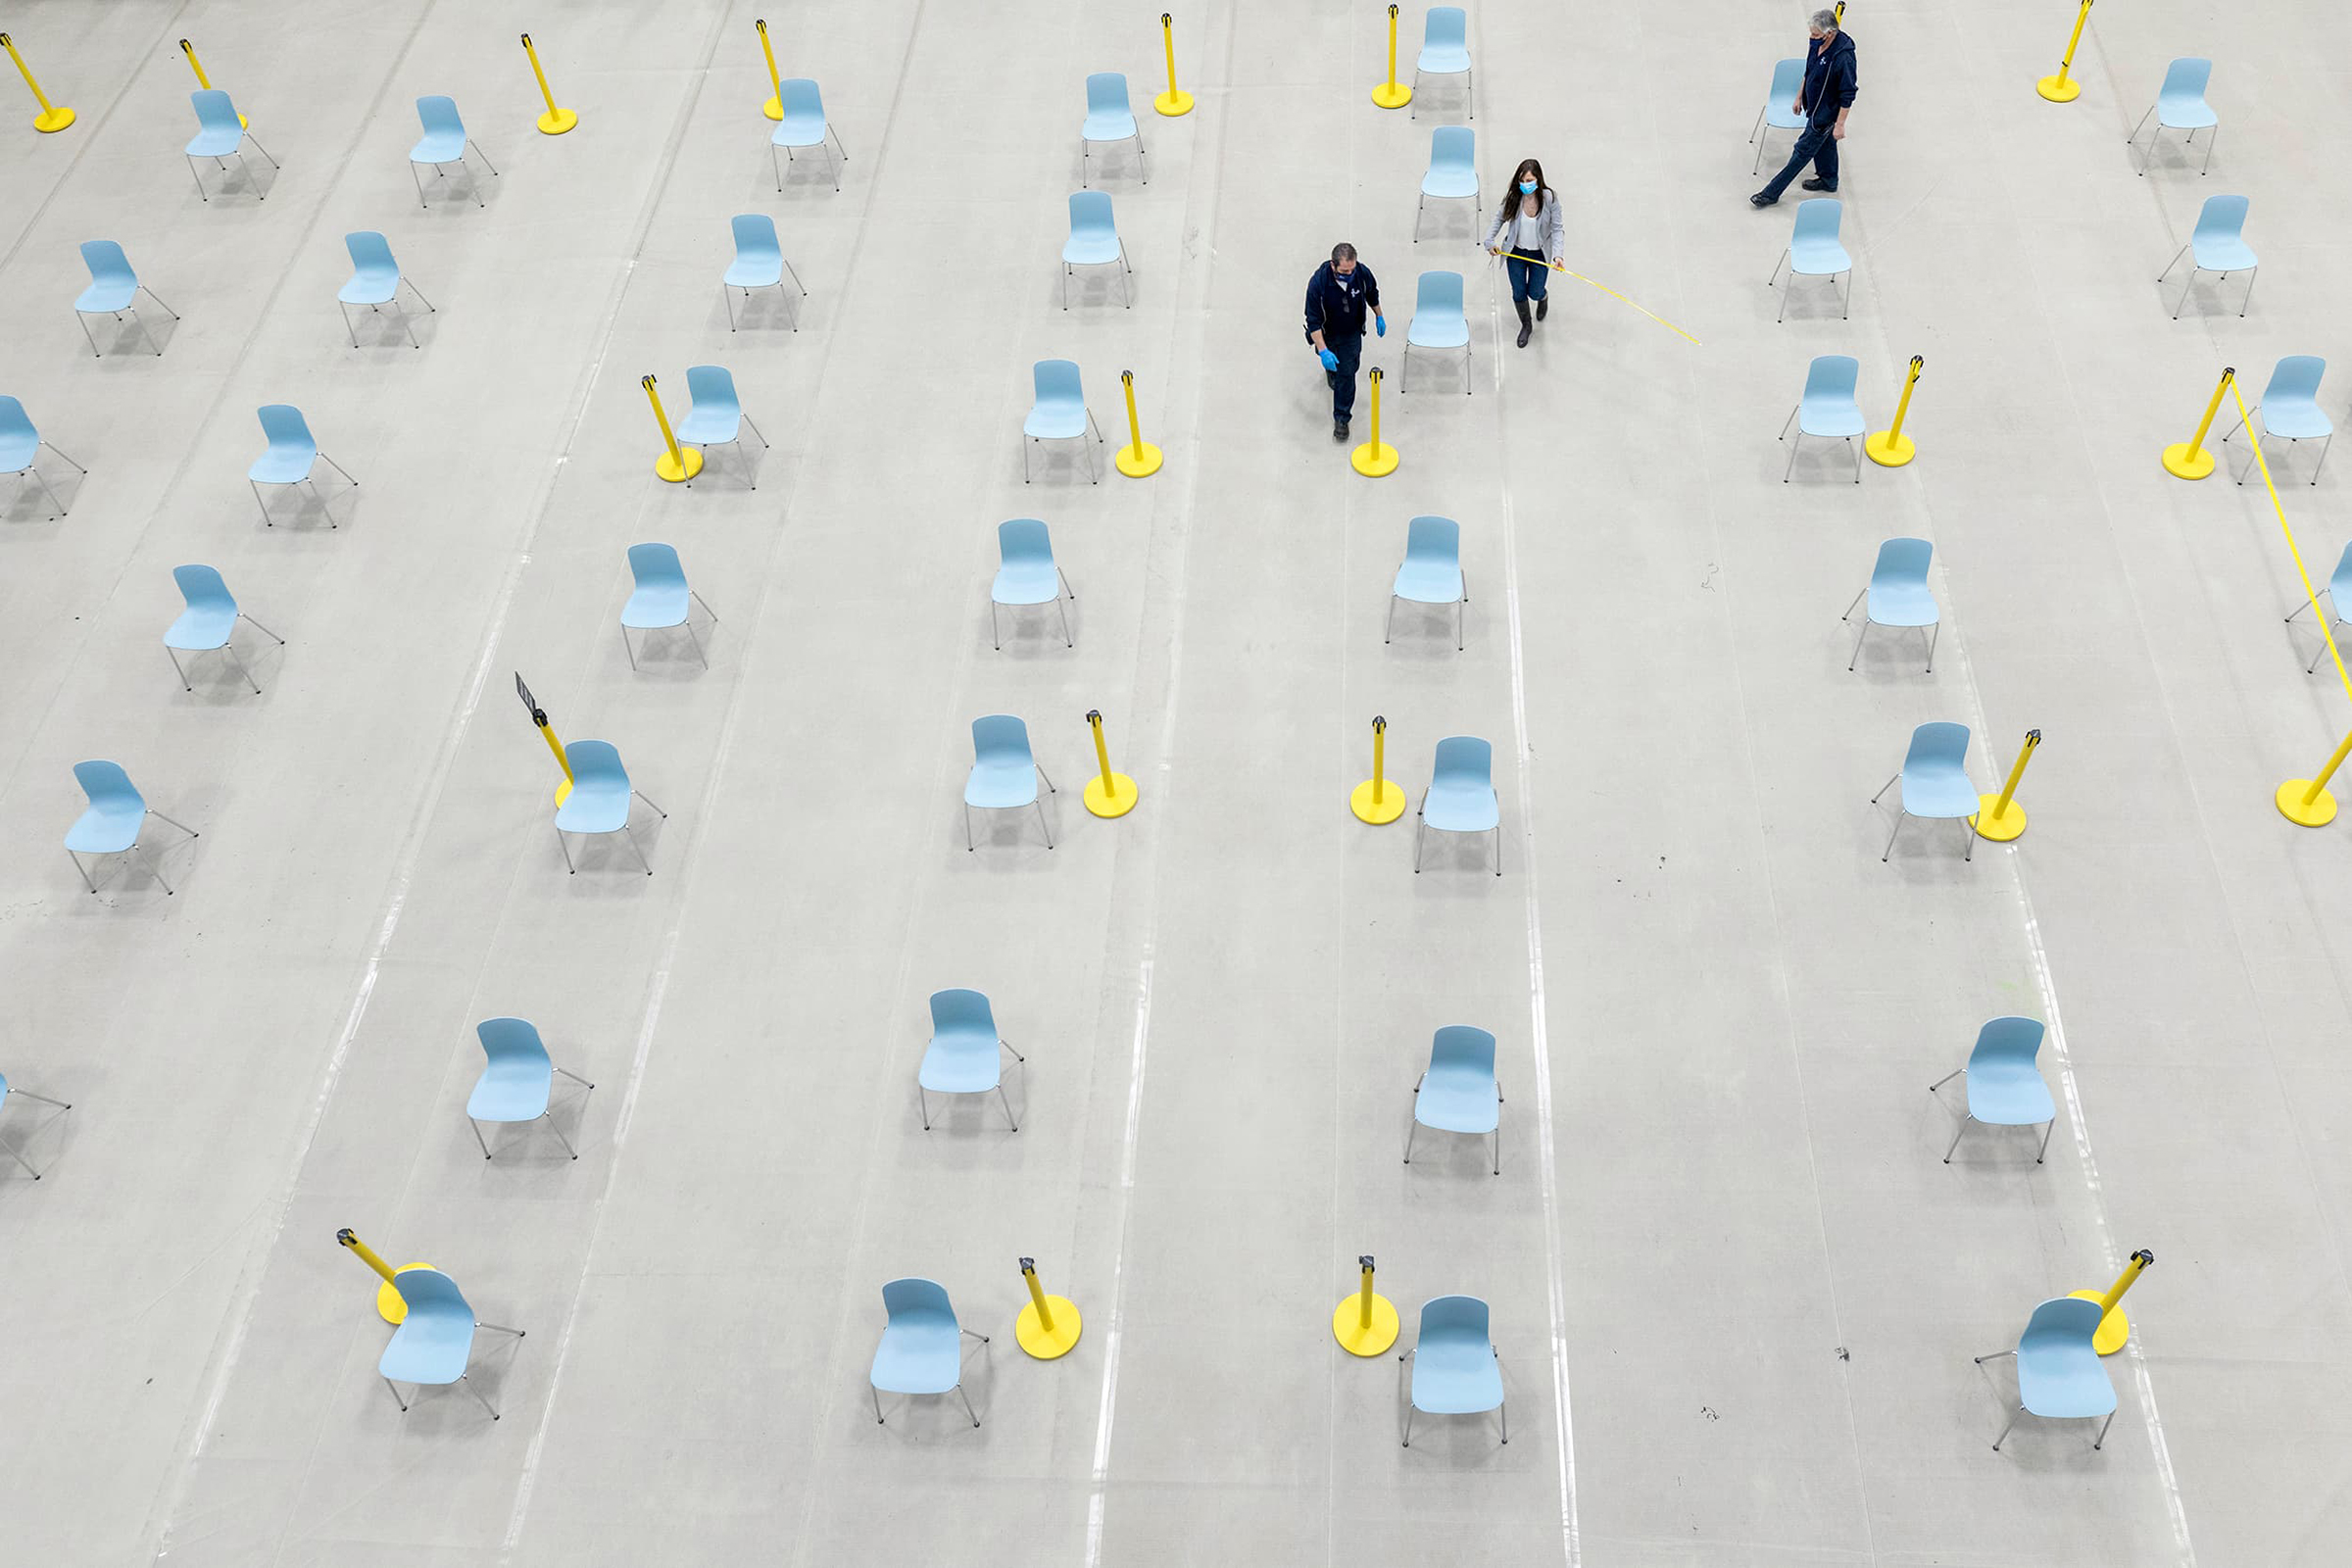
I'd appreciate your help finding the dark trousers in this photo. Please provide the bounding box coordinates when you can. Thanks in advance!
[1505,254,1550,304]
[1760,123,1838,199]
[1325,331,1363,420]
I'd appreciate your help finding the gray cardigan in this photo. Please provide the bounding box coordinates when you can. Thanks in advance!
[1484,187,1567,261]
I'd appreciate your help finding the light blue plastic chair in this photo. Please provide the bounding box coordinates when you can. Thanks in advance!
[1976,1297,2116,1451]
[1750,59,1807,174]
[1843,538,1937,671]
[552,740,667,875]
[676,365,768,488]
[1411,7,1473,121]
[1405,1025,1500,1173]
[1770,198,1851,322]
[991,519,1074,649]
[74,241,178,357]
[1931,1016,2055,1163]
[770,78,847,191]
[467,1017,594,1160]
[2131,58,2218,175]
[869,1278,987,1426]
[1781,355,1866,484]
[1418,736,1500,875]
[338,231,434,348]
[1390,515,1467,649]
[1081,72,1146,186]
[1873,721,1976,862]
[1022,360,1104,483]
[1401,270,1471,395]
[183,89,275,200]
[1061,190,1132,310]
[2159,194,2256,319]
[1413,125,1478,242]
[0,396,86,520]
[918,989,1025,1131]
[166,564,283,695]
[2226,356,2330,485]
[249,404,357,525]
[621,542,718,670]
[2286,541,2352,673]
[66,760,197,895]
[1400,1295,1505,1446]
[964,715,1055,850]
[377,1267,524,1419]
[0,1071,72,1179]
[722,213,806,330]
[408,95,498,207]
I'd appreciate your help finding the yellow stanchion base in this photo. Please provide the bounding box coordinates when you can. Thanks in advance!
[655,446,705,483]
[1350,440,1398,478]
[1153,89,1194,117]
[33,105,76,132]
[1016,1298,1083,1358]
[1972,796,2027,842]
[1371,82,1412,110]
[1351,779,1405,824]
[2277,779,2338,827]
[2161,442,2216,480]
[1865,431,1916,467]
[762,95,782,121]
[2036,74,2082,104]
[376,1264,433,1325]
[1084,773,1139,818]
[1333,1293,1399,1356]
[1115,441,1163,478]
[537,107,578,134]
[2066,1291,2130,1355]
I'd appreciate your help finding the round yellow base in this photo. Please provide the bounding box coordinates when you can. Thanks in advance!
[1153,90,1194,117]
[1084,773,1139,818]
[537,107,578,135]
[1351,439,1398,477]
[762,95,782,122]
[1115,441,1163,478]
[33,105,75,133]
[1016,1298,1083,1358]
[1333,1293,1399,1356]
[2036,75,2082,104]
[655,446,705,483]
[1351,779,1406,824]
[1972,796,2027,842]
[1371,82,1412,109]
[376,1263,434,1324]
[2277,778,2338,826]
[2066,1291,2130,1354]
[1865,431,1916,467]
[2161,442,2216,480]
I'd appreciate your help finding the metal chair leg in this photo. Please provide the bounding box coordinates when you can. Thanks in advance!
[2037,1119,2056,1162]
[872,1384,885,1423]
[1882,812,1907,861]
[75,312,100,358]
[2093,1411,2116,1448]
[1402,1116,1418,1163]
[461,1374,501,1420]
[2157,244,2188,282]
[384,1377,410,1412]
[1928,1067,1964,1093]
[468,1118,493,1159]
[137,845,176,896]
[955,1384,980,1427]
[1783,430,1802,482]
[556,825,576,873]
[997,1085,1019,1131]
[167,648,192,692]
[67,849,95,894]
[1992,1404,2021,1450]
[620,824,654,875]
[1943,1114,1973,1162]
[1847,619,1871,670]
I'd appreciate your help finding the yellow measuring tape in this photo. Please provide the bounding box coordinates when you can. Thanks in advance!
[1491,252,1701,346]
[2232,379,2352,707]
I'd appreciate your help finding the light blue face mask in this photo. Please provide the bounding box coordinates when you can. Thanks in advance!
[1519,179,1538,193]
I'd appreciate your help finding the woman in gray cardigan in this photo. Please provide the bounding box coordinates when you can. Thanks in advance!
[1484,157,1567,347]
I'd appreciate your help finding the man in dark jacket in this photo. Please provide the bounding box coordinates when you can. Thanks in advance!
[1752,12,1856,206]
[1303,243,1385,442]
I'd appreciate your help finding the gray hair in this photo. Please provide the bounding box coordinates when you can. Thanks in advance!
[1332,242,1358,264]
[1809,9,1838,29]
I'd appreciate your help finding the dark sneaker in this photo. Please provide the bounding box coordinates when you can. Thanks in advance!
[1333,418,1350,443]
[1749,192,1778,207]
[1801,177,1838,191]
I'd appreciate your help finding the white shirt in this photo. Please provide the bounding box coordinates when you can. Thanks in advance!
[1512,209,1546,254]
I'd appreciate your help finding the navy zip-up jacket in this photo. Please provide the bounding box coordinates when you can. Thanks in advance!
[1302,261,1380,342]
[1798,30,1857,127]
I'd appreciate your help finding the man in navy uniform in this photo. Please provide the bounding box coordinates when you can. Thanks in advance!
[1752,12,1857,206]
[1303,242,1386,443]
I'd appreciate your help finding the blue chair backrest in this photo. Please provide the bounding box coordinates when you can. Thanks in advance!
[628,542,686,591]
[1803,354,1860,403]
[392,1266,471,1318]
[173,564,233,613]
[346,230,399,273]
[416,94,464,136]
[972,714,1032,764]
[929,987,996,1036]
[1768,57,1804,101]
[1433,735,1493,786]
[881,1276,954,1325]
[191,89,241,133]
[999,518,1054,567]
[2159,58,2212,102]
[1405,515,1459,565]
[1425,7,1468,50]
[1968,1015,2044,1072]
[2020,1295,2100,1352]
[1873,537,1932,587]
[1429,1024,1496,1078]
[1429,124,1473,172]
[1791,198,1842,244]
[74,759,141,810]
[2268,355,2325,405]
[477,1016,551,1069]
[686,365,739,416]
[1418,1293,1490,1346]
[1069,189,1115,233]
[1415,270,1465,318]
[1033,359,1084,407]
[0,396,37,443]
[564,739,627,791]
[779,78,824,122]
[731,213,780,262]
[1086,73,1130,116]
[1904,721,1970,772]
[81,239,134,286]
[2193,194,2247,241]
[257,404,315,452]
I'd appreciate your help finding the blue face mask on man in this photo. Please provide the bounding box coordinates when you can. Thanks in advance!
[1519,179,1538,193]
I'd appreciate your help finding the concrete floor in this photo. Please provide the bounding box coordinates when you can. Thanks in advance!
[1,0,2347,1562]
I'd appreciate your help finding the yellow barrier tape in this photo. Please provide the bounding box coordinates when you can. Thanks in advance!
[1490,252,1701,346]
[2231,379,2352,709]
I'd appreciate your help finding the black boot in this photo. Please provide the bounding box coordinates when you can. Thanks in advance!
[1535,295,1548,321]
[1514,298,1533,348]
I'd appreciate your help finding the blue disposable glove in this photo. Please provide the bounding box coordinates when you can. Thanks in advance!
[1318,347,1340,372]
[1375,315,1387,337]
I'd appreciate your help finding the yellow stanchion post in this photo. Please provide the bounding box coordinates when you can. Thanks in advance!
[1333,1254,1399,1355]
[1154,13,1194,116]
[1351,368,1398,477]
[1351,714,1405,824]
[515,673,575,808]
[2036,1,2094,103]
[1083,709,1139,818]
[337,1227,433,1326]
[1114,369,1163,477]
[2162,367,2233,479]
[179,40,246,126]
[642,374,704,483]
[1973,728,2040,842]
[1,33,75,132]
[1866,356,1924,467]
[1371,5,1412,109]
[1015,1256,1083,1358]
[757,19,784,121]
[521,34,576,134]
[2068,1248,2153,1355]
[2277,723,2352,826]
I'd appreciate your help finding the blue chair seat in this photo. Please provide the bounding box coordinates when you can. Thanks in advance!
[378,1271,477,1385]
[1424,768,1498,833]
[1024,401,1087,441]
[2264,404,2333,441]
[554,741,634,835]
[165,602,235,652]
[1414,1337,1503,1412]
[2193,233,2256,271]
[1966,1058,2056,1128]
[1421,163,1477,200]
[1394,532,1464,605]
[871,1283,963,1396]
[773,80,829,149]
[1868,581,1937,629]
[75,275,134,313]
[467,1054,553,1122]
[992,558,1060,607]
[0,423,40,473]
[919,1022,1003,1094]
[2017,1299,2116,1420]
[1901,756,1977,819]
[1416,1030,1498,1136]
[965,756,1039,809]
[622,580,688,630]
[674,404,741,445]
[1083,105,1137,141]
[1063,230,1121,267]
[66,798,142,855]
[1407,296,1470,349]
[724,253,781,288]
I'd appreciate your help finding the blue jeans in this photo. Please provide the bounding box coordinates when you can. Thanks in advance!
[1324,331,1363,420]
[1760,123,1838,199]
[1505,254,1550,304]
